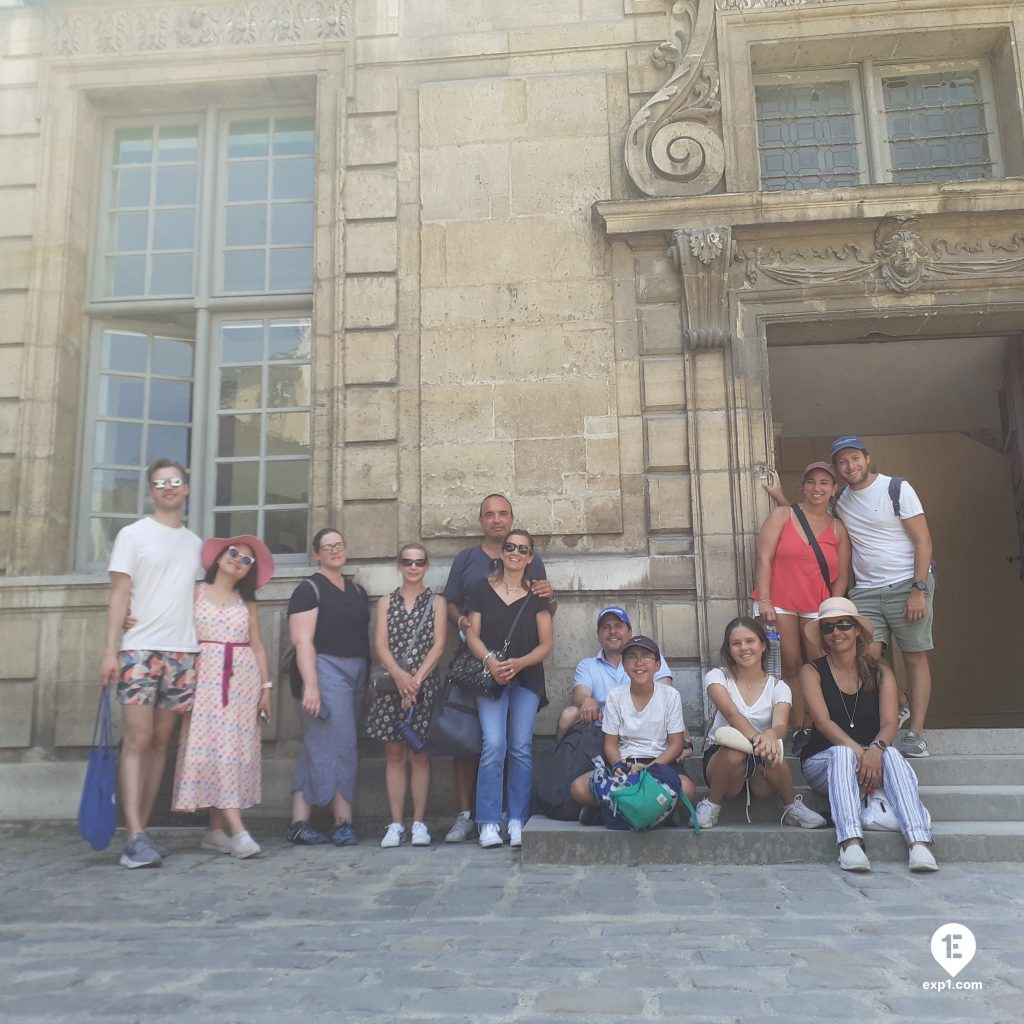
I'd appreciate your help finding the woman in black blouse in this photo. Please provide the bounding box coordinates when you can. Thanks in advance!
[464,529,553,849]
[286,528,370,847]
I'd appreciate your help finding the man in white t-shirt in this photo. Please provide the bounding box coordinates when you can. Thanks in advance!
[831,435,934,758]
[99,459,202,868]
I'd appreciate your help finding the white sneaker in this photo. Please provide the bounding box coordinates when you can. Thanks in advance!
[199,828,233,854]
[411,821,431,847]
[445,811,477,843]
[695,798,721,829]
[898,704,911,729]
[381,823,406,848]
[229,831,262,859]
[781,794,828,829]
[838,843,871,872]
[478,823,503,848]
[909,843,939,873]
[508,819,523,848]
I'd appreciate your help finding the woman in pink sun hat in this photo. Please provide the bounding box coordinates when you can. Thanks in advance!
[173,535,275,859]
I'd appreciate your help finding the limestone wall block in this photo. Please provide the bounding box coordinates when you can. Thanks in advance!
[344,275,397,329]
[697,471,736,536]
[354,66,399,113]
[344,330,397,385]
[701,534,742,601]
[0,87,37,136]
[706,599,743,653]
[513,437,586,496]
[647,475,692,532]
[0,186,34,238]
[0,346,22,398]
[0,455,14,511]
[343,443,399,501]
[0,52,37,86]
[344,387,399,442]
[692,349,729,410]
[476,322,612,382]
[0,683,33,747]
[634,249,681,303]
[616,413,644,470]
[0,291,26,345]
[0,617,38,678]
[422,384,495,444]
[510,136,610,216]
[693,409,731,471]
[420,79,528,148]
[420,144,509,223]
[0,239,31,290]
[420,225,447,288]
[494,378,610,440]
[343,500,399,558]
[656,602,698,659]
[0,398,18,452]
[645,414,688,471]
[524,72,609,139]
[582,0,626,18]
[550,496,588,535]
[345,168,398,220]
[420,441,514,512]
[584,492,624,534]
[648,554,696,590]
[639,303,683,353]
[0,136,38,187]
[641,357,686,410]
[345,221,398,274]
[509,19,637,52]
[419,327,479,386]
[354,0,400,36]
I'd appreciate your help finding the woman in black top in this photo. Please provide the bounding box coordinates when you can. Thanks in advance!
[286,528,370,847]
[464,529,553,850]
[798,597,936,873]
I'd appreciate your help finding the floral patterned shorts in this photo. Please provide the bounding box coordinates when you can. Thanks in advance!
[116,650,197,711]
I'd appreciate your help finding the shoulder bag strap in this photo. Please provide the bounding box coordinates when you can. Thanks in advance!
[402,590,436,662]
[496,592,533,658]
[791,505,832,592]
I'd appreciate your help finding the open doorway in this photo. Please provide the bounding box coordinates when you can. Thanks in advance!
[766,330,1024,728]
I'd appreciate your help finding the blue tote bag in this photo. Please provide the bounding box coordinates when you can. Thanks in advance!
[78,688,119,850]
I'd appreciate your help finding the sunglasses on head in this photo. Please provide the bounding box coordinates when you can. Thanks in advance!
[151,477,184,490]
[820,619,856,635]
[226,546,255,566]
[502,542,532,555]
[399,558,427,568]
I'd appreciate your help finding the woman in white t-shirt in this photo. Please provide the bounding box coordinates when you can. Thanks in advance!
[695,617,827,831]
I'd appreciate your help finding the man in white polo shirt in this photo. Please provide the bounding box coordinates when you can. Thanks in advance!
[99,459,202,868]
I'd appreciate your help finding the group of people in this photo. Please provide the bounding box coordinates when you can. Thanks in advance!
[99,432,938,875]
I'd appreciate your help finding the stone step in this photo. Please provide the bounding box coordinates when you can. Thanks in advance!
[521,816,1024,866]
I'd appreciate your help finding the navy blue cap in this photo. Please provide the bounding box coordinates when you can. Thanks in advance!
[596,606,631,628]
[831,435,868,458]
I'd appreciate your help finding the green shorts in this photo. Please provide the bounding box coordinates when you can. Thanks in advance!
[849,575,934,653]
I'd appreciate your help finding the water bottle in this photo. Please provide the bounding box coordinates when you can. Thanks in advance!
[764,623,782,678]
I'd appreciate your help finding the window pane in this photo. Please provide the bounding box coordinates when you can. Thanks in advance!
[151,337,194,377]
[221,322,264,363]
[218,413,261,457]
[150,253,193,295]
[89,517,136,565]
[215,510,259,538]
[268,364,310,408]
[265,459,310,505]
[115,168,151,207]
[225,205,267,246]
[224,250,265,292]
[146,425,190,465]
[273,116,315,156]
[265,507,308,556]
[114,211,148,251]
[268,319,311,360]
[219,366,263,409]
[228,120,270,158]
[149,379,193,423]
[155,165,196,206]
[101,331,147,372]
[115,127,152,165]
[269,248,313,292]
[98,375,145,419]
[109,255,146,296]
[227,161,268,202]
[216,461,260,506]
[271,202,314,245]
[157,124,198,163]
[266,412,310,456]
[272,158,314,201]
[91,468,140,514]
[95,420,142,464]
[153,209,194,250]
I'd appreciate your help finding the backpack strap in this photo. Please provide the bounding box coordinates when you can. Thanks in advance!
[888,476,904,517]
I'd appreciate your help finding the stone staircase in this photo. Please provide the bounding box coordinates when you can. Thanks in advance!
[520,729,1024,866]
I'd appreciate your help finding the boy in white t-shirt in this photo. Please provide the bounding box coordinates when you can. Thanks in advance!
[99,459,202,869]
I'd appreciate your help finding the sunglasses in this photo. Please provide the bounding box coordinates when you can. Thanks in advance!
[226,546,255,566]
[502,542,532,555]
[399,558,427,568]
[319,543,345,554]
[151,477,184,490]
[820,619,856,635]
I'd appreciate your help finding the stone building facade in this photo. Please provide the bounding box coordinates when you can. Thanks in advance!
[2,0,1023,819]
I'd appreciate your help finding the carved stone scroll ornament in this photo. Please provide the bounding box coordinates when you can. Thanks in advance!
[671,226,733,348]
[625,1,725,198]
[737,219,1024,295]
[47,1,351,56]
[715,0,841,10]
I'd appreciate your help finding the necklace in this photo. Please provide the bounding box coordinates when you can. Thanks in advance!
[827,658,861,728]
[503,580,524,596]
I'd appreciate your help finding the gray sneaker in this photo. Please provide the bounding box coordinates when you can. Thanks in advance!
[444,811,477,843]
[119,832,162,869]
[897,731,930,758]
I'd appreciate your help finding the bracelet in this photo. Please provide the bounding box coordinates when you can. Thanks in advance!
[261,682,273,690]
[757,597,772,604]
[458,615,468,630]
[482,651,498,664]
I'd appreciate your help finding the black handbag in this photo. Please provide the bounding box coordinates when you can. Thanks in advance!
[448,594,533,700]
[426,677,483,758]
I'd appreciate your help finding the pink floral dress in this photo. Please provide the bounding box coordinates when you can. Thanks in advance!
[173,585,261,811]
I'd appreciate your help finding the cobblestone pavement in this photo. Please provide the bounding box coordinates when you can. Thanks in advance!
[0,830,1019,1023]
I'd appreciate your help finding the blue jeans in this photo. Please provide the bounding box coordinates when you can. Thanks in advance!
[475,685,540,825]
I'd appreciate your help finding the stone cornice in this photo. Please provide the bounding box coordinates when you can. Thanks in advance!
[44,0,351,57]
[593,178,1024,236]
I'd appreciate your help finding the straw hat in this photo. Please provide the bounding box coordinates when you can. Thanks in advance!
[803,596,874,647]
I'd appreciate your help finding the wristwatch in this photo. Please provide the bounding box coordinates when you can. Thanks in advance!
[871,739,888,751]
[911,581,927,592]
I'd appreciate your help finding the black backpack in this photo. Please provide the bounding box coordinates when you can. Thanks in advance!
[532,722,606,821]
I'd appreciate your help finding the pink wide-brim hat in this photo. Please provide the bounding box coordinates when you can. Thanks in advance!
[201,535,276,589]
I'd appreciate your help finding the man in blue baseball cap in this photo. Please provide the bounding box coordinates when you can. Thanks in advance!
[555,605,673,740]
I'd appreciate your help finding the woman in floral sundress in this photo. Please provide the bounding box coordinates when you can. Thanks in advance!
[173,534,275,859]
[366,543,447,848]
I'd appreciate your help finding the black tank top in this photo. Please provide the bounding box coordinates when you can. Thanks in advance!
[800,657,880,762]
